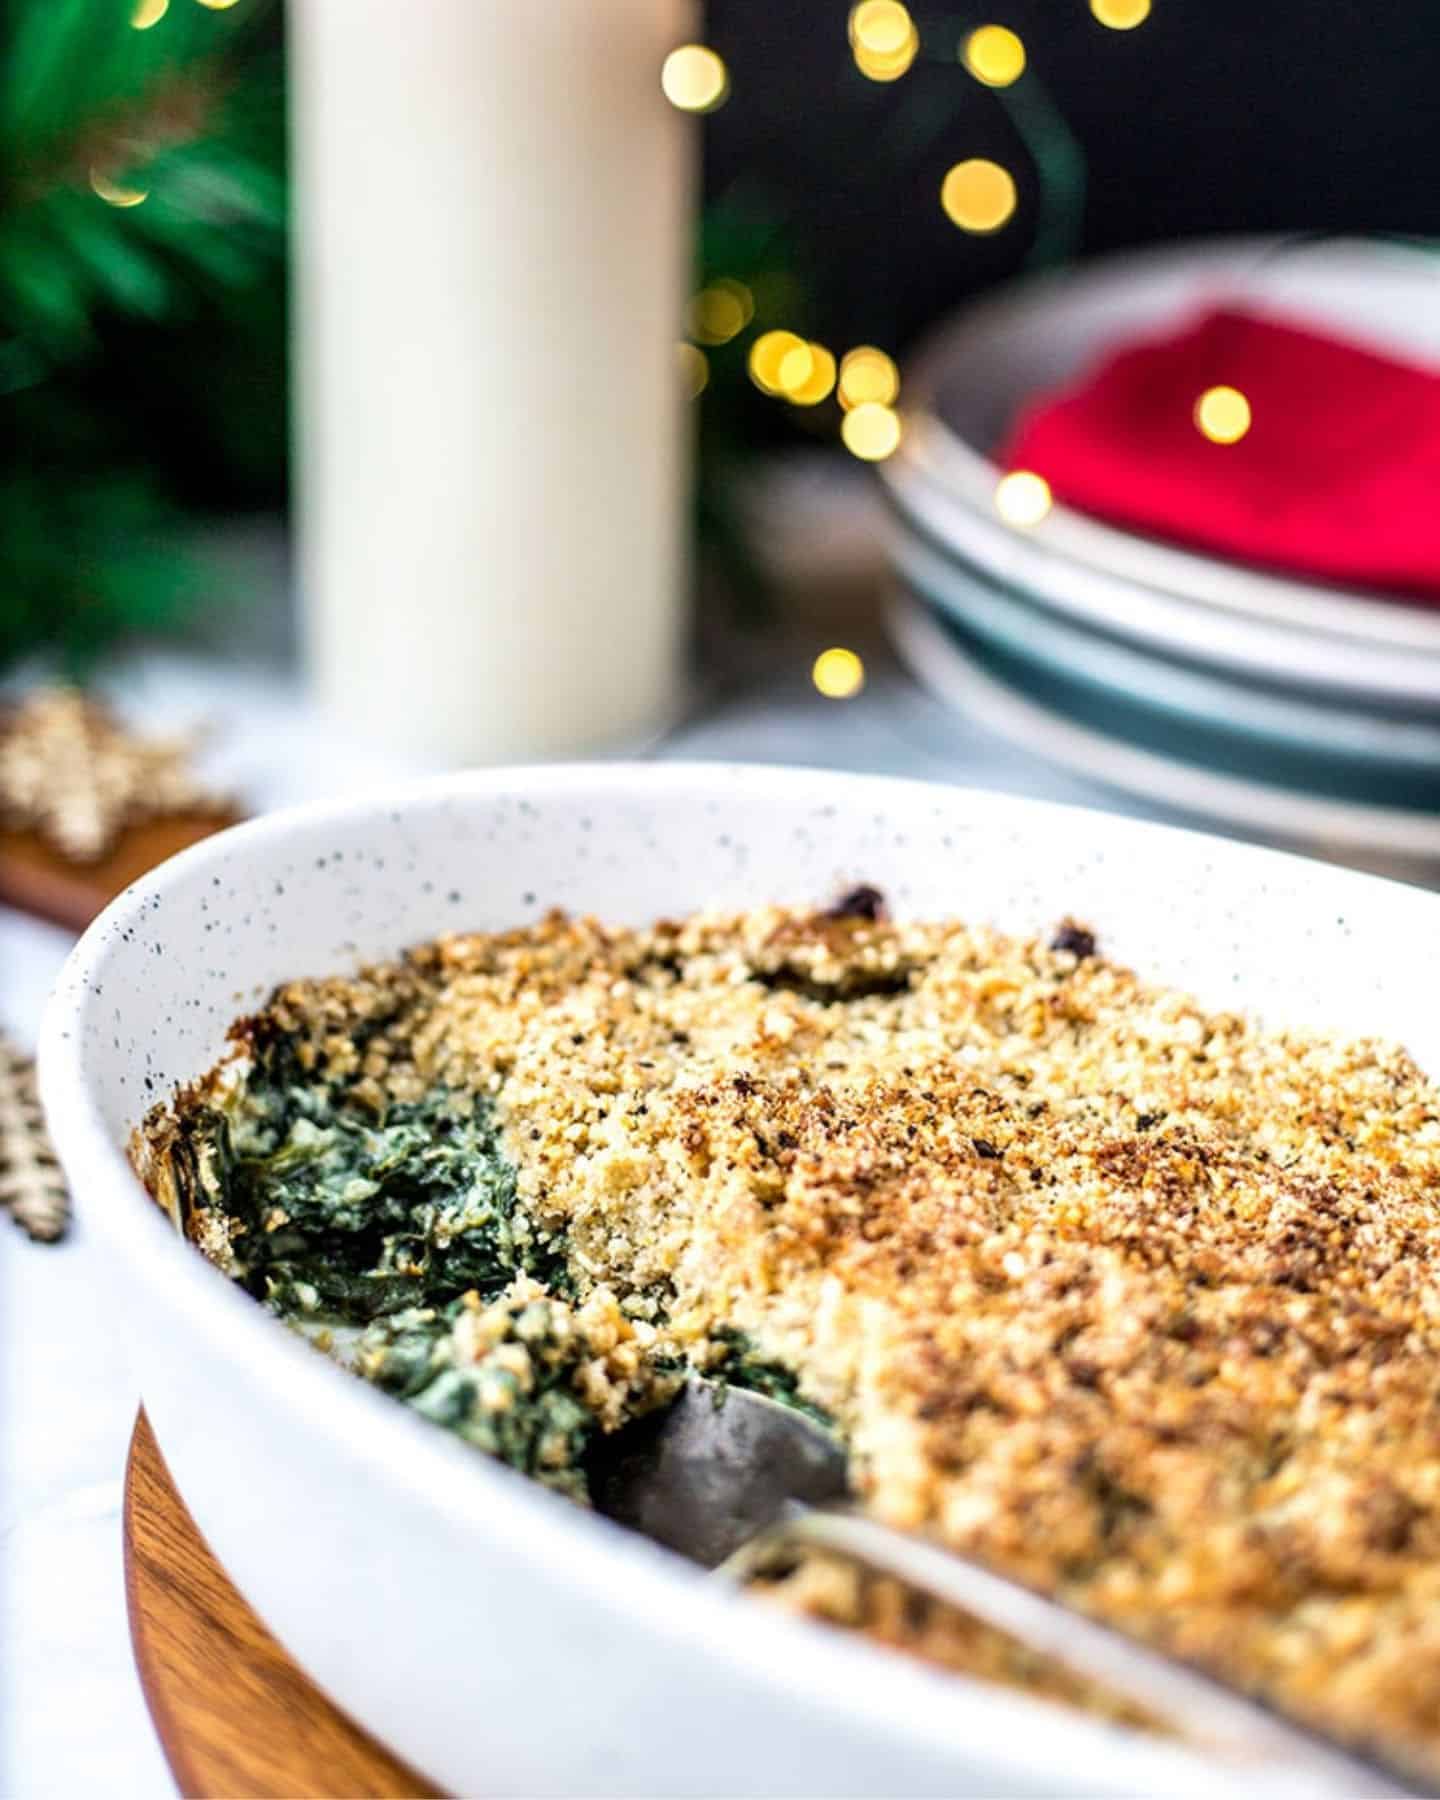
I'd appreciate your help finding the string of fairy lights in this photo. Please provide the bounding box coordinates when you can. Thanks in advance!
[663,1,1254,700]
[660,1,1156,473]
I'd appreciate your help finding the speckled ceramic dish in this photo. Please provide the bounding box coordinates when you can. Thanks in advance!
[38,765,1440,1798]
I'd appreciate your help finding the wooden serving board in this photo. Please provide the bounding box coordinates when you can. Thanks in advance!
[124,1410,441,1799]
[0,813,241,934]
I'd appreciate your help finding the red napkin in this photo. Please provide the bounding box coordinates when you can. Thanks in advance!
[999,305,1440,600]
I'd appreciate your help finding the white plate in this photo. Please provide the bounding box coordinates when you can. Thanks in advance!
[39,765,1440,1797]
[888,436,1440,707]
[882,237,1440,699]
[889,594,1440,878]
[894,528,1440,781]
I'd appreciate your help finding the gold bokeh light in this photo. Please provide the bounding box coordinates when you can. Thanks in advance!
[838,346,900,411]
[1090,0,1152,28]
[776,341,815,392]
[849,1,912,53]
[994,469,1053,526]
[963,25,1026,86]
[661,44,730,113]
[677,342,709,398]
[853,25,919,80]
[194,0,242,9]
[131,0,169,27]
[1194,384,1252,444]
[780,342,836,406]
[687,279,754,346]
[89,167,149,208]
[941,158,1017,233]
[748,329,806,395]
[812,647,866,699]
[850,2,918,79]
[841,402,902,461]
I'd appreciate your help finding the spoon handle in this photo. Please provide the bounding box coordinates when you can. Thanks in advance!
[722,1506,1417,1797]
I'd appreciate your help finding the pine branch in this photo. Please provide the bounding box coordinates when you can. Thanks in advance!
[17,63,220,203]
[0,2,284,359]
[0,1031,69,1244]
[0,469,198,676]
[0,0,284,673]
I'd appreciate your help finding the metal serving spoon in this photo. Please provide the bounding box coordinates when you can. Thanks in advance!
[589,1379,1420,1797]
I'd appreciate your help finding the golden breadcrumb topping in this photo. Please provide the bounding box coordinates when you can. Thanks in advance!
[170,903,1440,1771]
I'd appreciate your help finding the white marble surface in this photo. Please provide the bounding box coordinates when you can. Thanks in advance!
[0,623,1330,1797]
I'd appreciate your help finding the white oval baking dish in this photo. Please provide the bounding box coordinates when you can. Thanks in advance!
[38,763,1440,1797]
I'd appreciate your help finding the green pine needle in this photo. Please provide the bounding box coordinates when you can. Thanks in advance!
[1,0,284,672]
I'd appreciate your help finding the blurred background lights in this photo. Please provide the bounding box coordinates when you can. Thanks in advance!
[130,0,169,27]
[849,1,912,53]
[838,346,900,410]
[963,25,1027,87]
[677,342,709,398]
[841,401,902,461]
[661,44,730,113]
[1195,384,1252,443]
[850,1,919,80]
[853,30,920,80]
[1090,0,1152,28]
[748,329,806,395]
[812,646,866,699]
[777,341,815,390]
[194,0,242,8]
[687,279,753,345]
[941,158,1018,233]
[780,342,837,405]
[89,168,149,208]
[994,468,1053,526]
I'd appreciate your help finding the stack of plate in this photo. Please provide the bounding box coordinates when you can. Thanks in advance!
[881,236,1440,875]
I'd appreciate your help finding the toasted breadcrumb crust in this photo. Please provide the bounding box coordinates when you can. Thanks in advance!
[166,905,1440,1770]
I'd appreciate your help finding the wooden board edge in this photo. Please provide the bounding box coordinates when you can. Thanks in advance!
[123,1408,442,1800]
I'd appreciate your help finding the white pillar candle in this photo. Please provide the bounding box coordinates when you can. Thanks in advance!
[291,0,695,764]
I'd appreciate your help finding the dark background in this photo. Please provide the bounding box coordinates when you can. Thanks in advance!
[705,0,1440,352]
[86,0,1440,515]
